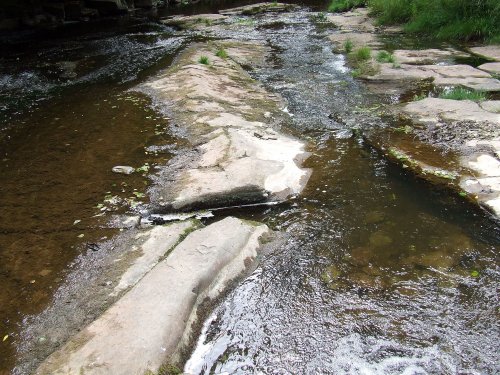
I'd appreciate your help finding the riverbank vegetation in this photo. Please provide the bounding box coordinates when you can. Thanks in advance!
[328,0,500,42]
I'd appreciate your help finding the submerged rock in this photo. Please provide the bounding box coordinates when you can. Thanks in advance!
[35,217,270,375]
[111,165,134,175]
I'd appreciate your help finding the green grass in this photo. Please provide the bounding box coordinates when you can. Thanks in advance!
[215,48,228,59]
[351,61,379,77]
[367,0,500,42]
[198,55,209,65]
[376,50,396,63]
[351,46,372,62]
[328,0,366,12]
[343,39,354,53]
[439,87,487,101]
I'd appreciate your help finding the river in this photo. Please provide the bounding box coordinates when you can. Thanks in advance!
[0,2,498,374]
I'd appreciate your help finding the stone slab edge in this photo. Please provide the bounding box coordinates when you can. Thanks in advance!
[35,216,270,375]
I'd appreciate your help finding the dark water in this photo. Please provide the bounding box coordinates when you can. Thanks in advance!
[0,3,499,374]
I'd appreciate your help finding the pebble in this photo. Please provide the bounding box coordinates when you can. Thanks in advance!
[112,166,135,175]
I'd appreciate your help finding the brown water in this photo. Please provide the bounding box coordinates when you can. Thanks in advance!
[0,3,499,375]
[0,21,184,371]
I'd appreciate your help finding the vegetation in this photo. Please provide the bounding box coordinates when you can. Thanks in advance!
[351,61,379,77]
[369,0,500,42]
[347,46,377,77]
[216,48,228,59]
[439,87,487,101]
[310,12,328,22]
[198,55,209,65]
[343,39,354,53]
[328,0,366,12]
[351,46,372,62]
[376,50,396,63]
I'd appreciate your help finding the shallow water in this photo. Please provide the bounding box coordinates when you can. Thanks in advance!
[184,9,500,375]
[0,21,185,372]
[0,4,499,375]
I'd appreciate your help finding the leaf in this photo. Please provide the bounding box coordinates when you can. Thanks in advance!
[471,270,479,278]
[3,335,8,342]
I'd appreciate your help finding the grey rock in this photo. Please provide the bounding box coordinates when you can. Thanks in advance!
[35,217,269,375]
[112,165,134,175]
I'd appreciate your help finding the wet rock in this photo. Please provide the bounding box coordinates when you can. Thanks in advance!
[219,2,296,16]
[161,14,227,29]
[367,64,500,92]
[369,231,393,247]
[392,49,469,65]
[364,210,386,224]
[416,251,455,270]
[349,246,373,266]
[477,62,500,76]
[469,45,500,62]
[111,165,134,175]
[108,215,141,229]
[321,264,341,284]
[139,42,310,210]
[35,217,270,375]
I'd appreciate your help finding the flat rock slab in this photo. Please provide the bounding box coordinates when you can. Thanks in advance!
[393,48,469,65]
[367,63,500,91]
[470,45,500,61]
[36,217,269,375]
[219,2,296,15]
[161,13,227,29]
[140,42,310,210]
[329,32,381,51]
[327,8,375,33]
[402,98,500,217]
[478,62,500,76]
[404,98,500,124]
[480,100,500,113]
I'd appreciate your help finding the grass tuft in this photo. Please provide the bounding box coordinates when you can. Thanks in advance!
[215,48,228,59]
[311,12,328,22]
[343,39,354,53]
[328,0,366,12]
[438,87,487,101]
[198,55,209,65]
[351,46,372,62]
[376,50,396,63]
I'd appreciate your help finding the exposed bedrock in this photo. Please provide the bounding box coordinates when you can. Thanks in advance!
[139,41,311,211]
[35,217,271,375]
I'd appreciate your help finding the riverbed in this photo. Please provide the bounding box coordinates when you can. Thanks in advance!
[1,2,499,374]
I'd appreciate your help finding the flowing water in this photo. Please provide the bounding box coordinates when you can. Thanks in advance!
[0,3,499,374]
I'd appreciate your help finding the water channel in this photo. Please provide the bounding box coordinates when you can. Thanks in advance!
[0,2,498,374]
